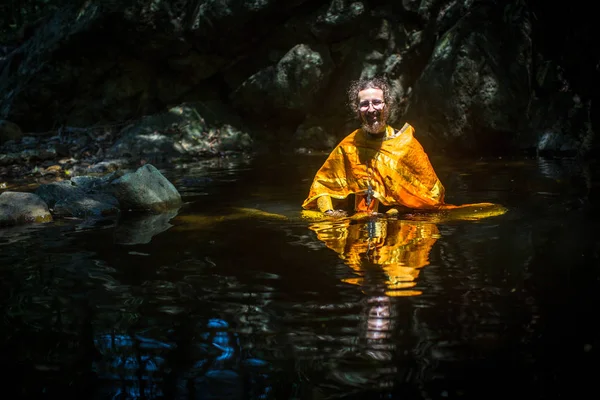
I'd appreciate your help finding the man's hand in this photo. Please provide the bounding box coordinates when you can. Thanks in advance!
[324,209,348,218]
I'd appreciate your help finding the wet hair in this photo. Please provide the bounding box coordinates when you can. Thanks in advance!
[347,76,395,115]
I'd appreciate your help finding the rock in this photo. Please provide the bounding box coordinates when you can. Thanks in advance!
[0,147,60,166]
[403,3,533,154]
[20,136,39,149]
[107,102,252,160]
[85,160,130,174]
[0,153,20,166]
[53,192,120,219]
[0,191,53,227]
[35,180,121,219]
[35,180,86,208]
[23,148,58,162]
[109,164,182,213]
[0,120,22,145]
[310,1,366,41]
[231,44,334,120]
[530,91,594,156]
[70,172,121,191]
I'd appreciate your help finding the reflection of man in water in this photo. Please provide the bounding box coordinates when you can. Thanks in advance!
[302,76,446,218]
[312,218,439,391]
[309,218,439,297]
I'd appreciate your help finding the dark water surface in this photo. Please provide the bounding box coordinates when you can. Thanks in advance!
[1,154,599,399]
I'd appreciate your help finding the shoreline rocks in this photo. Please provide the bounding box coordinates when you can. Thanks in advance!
[0,163,181,228]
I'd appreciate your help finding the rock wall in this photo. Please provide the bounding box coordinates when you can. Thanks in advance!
[0,0,596,157]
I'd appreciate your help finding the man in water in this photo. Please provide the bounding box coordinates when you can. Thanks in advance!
[302,76,446,218]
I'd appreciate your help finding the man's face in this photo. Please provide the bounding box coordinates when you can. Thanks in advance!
[358,88,387,134]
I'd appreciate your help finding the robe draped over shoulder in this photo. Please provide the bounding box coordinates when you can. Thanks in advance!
[302,123,446,210]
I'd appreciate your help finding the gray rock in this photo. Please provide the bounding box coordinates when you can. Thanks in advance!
[403,4,533,154]
[275,44,334,110]
[35,180,85,208]
[530,91,593,156]
[35,180,121,219]
[0,153,20,166]
[106,102,252,161]
[70,172,122,191]
[20,136,39,148]
[109,164,182,213]
[20,148,57,162]
[0,191,53,227]
[53,193,120,219]
[232,44,333,119]
[310,1,366,41]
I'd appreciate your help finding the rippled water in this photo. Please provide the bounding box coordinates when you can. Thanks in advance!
[1,154,599,399]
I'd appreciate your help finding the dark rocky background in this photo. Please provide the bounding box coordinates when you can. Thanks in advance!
[0,0,598,167]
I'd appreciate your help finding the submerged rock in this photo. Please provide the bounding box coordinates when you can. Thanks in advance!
[0,191,53,227]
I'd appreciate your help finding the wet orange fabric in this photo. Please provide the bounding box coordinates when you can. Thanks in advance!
[302,123,447,211]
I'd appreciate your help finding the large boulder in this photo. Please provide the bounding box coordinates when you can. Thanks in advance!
[231,44,334,124]
[0,191,53,227]
[403,3,533,155]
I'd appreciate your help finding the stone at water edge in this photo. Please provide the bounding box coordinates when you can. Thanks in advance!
[35,180,87,208]
[109,164,182,213]
[0,191,53,227]
[53,193,120,219]
[34,178,122,219]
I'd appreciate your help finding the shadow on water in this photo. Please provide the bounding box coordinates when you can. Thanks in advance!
[0,154,599,399]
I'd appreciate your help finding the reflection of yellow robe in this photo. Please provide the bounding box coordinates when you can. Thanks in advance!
[302,123,447,211]
[310,219,439,297]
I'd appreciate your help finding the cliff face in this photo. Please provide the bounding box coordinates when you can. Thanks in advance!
[0,0,597,157]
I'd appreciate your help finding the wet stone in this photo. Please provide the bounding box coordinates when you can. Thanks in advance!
[0,191,53,227]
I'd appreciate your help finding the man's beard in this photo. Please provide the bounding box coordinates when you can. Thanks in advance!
[361,108,389,135]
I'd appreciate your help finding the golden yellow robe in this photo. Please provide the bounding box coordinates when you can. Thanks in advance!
[302,123,448,212]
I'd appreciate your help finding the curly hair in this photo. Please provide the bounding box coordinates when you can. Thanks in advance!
[347,76,395,115]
